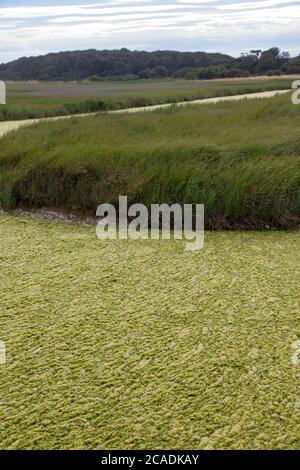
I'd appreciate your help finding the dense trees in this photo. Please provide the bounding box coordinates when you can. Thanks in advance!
[0,47,297,81]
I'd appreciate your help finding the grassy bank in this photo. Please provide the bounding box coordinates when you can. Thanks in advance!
[1,77,293,121]
[0,214,299,450]
[1,93,299,229]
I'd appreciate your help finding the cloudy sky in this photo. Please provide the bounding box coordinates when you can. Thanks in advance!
[0,0,299,63]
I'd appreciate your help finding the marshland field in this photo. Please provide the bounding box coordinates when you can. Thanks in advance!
[1,90,299,229]
[0,78,299,450]
[1,76,294,120]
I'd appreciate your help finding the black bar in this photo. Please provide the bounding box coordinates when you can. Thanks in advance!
[0,450,298,466]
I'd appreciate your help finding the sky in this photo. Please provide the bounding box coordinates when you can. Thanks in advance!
[0,0,299,63]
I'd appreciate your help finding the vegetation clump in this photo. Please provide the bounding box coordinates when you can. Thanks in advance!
[0,47,297,81]
[0,94,299,229]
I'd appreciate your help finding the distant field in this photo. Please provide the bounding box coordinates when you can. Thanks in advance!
[0,93,299,229]
[0,214,299,450]
[1,77,293,121]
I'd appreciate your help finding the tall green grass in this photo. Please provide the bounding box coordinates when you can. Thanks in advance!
[0,93,299,228]
[1,78,293,121]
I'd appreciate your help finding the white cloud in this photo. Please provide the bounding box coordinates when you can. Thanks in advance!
[0,2,202,19]
[219,0,300,10]
[0,0,299,62]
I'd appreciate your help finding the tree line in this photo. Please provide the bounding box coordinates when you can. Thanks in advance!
[0,47,299,81]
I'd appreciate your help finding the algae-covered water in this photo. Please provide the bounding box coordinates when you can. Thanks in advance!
[0,215,299,449]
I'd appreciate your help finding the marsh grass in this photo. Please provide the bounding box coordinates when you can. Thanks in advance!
[0,93,299,228]
[1,78,293,121]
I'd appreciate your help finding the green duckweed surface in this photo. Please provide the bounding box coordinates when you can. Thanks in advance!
[0,214,299,450]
